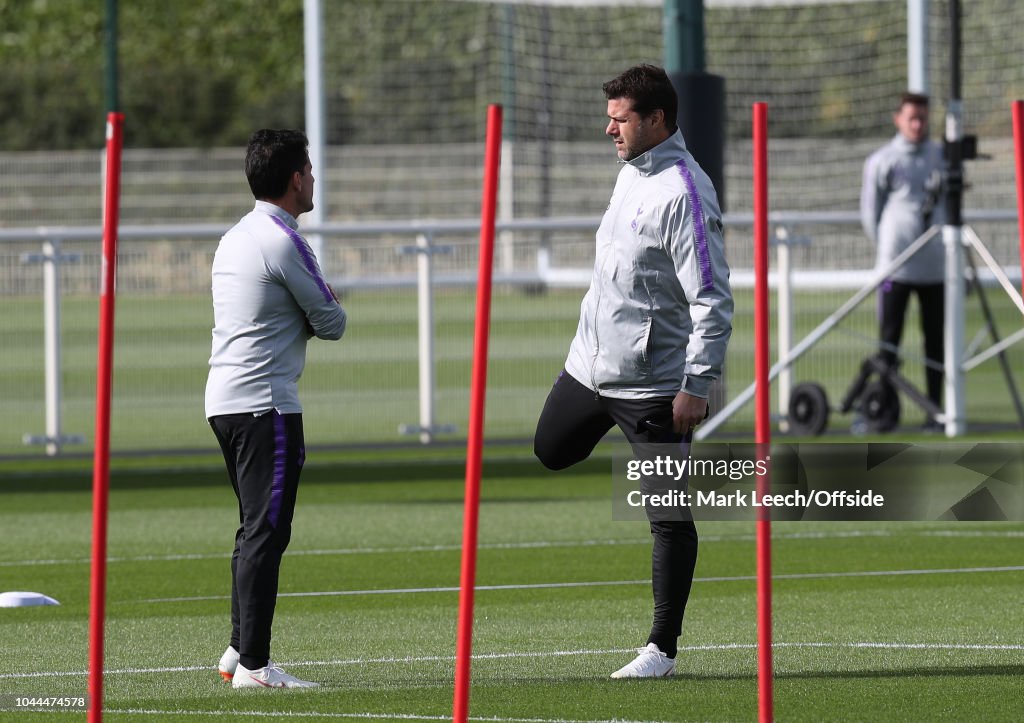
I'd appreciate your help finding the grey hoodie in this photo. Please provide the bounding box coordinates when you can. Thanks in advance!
[564,129,733,400]
[860,133,946,283]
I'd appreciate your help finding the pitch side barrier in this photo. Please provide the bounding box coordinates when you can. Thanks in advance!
[3,209,1020,289]
[3,210,1020,452]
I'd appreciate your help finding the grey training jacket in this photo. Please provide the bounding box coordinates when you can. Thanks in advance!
[205,201,346,417]
[860,134,946,284]
[564,129,733,400]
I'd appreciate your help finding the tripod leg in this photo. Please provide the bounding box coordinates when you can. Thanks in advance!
[966,250,1024,428]
[840,357,876,413]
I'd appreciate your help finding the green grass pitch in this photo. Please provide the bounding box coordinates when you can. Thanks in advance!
[2,284,1023,455]
[1,446,1022,721]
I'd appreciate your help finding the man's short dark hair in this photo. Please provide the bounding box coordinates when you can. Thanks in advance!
[602,64,678,130]
[899,92,929,110]
[245,129,309,199]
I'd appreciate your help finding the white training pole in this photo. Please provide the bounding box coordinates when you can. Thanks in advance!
[499,139,515,273]
[908,0,930,94]
[776,235,792,433]
[943,222,966,436]
[42,239,62,456]
[416,233,436,444]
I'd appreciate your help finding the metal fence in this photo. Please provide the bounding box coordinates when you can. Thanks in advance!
[3,129,1023,456]
[2,206,1021,457]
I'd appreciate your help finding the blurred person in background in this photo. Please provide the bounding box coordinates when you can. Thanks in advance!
[861,92,946,431]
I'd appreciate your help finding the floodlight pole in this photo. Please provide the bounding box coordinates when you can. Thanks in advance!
[303,0,326,262]
[942,0,966,436]
[665,0,728,412]
[664,0,725,208]
[907,0,929,94]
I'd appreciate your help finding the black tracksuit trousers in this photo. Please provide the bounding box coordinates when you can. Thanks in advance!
[534,370,698,659]
[209,410,305,671]
[878,280,944,409]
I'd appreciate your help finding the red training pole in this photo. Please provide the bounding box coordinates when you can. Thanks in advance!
[88,112,124,723]
[1012,101,1024,296]
[752,101,774,723]
[453,104,502,723]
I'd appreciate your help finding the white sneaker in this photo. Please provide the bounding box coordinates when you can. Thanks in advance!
[232,661,319,688]
[218,646,239,683]
[610,643,676,679]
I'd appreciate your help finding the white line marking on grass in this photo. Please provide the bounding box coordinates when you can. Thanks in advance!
[102,710,666,723]
[143,580,648,602]
[0,649,631,680]
[0,539,650,568]
[6,528,1024,569]
[107,714,450,722]
[0,531,889,568]
[725,642,1024,652]
[3,642,1022,682]
[785,642,1024,651]
[921,530,1024,538]
[139,565,1024,603]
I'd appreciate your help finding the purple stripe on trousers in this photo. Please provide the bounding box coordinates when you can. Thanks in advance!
[269,412,286,529]
[675,159,714,292]
[877,279,891,323]
[269,214,334,303]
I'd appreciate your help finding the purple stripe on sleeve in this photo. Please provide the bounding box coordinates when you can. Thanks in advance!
[675,159,715,292]
[269,214,334,303]
[269,412,286,529]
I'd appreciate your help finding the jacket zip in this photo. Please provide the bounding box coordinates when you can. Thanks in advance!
[590,173,640,393]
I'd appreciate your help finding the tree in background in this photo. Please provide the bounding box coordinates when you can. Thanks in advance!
[0,0,304,150]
